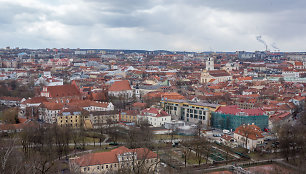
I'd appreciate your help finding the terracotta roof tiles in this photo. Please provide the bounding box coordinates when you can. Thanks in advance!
[71,146,157,167]
[234,124,264,140]
[46,84,80,98]
[108,80,132,91]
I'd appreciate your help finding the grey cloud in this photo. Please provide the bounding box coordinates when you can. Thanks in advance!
[0,0,306,51]
[0,3,42,25]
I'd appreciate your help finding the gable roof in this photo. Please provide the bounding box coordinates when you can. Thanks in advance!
[209,70,230,77]
[42,102,64,110]
[234,124,264,140]
[23,97,48,104]
[71,146,157,167]
[108,80,132,91]
[141,108,169,117]
[215,105,264,116]
[46,84,81,98]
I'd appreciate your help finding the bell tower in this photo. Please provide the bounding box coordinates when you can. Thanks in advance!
[206,57,214,71]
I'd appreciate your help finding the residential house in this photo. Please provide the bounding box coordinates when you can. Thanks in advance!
[69,100,114,112]
[69,146,159,173]
[120,110,139,123]
[89,110,119,126]
[138,108,171,127]
[40,102,64,123]
[0,96,23,107]
[57,106,82,128]
[234,124,265,151]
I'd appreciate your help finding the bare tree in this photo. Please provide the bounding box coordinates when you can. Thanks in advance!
[181,139,192,167]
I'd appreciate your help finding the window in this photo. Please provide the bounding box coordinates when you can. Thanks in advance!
[106,165,108,168]
[97,166,99,170]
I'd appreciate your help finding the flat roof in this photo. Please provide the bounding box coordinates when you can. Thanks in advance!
[162,99,219,108]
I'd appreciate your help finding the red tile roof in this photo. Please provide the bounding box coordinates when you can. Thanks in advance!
[68,100,109,108]
[215,105,264,116]
[141,108,169,117]
[209,70,230,77]
[24,97,48,104]
[295,61,303,66]
[108,80,132,91]
[237,76,253,81]
[221,134,234,141]
[46,84,80,98]
[91,92,108,101]
[132,102,147,108]
[270,112,291,121]
[161,92,185,100]
[42,102,64,110]
[72,146,157,167]
[0,96,22,101]
[234,124,264,140]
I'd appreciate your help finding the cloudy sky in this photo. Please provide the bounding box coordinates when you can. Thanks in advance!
[0,0,305,52]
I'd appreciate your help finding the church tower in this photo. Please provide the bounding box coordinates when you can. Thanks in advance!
[206,57,214,71]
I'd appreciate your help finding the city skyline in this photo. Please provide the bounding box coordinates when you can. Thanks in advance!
[1,0,306,52]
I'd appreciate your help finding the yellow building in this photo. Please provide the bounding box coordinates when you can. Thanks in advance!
[57,107,82,128]
[89,111,119,126]
[161,99,219,128]
[120,110,139,123]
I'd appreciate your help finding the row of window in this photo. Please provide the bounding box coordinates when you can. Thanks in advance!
[186,109,206,115]
[186,114,206,120]
[60,119,78,123]
[84,159,158,171]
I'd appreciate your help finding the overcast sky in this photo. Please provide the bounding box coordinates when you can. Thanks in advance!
[0,0,305,52]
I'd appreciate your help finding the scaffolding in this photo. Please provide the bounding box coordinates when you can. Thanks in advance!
[211,112,268,131]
